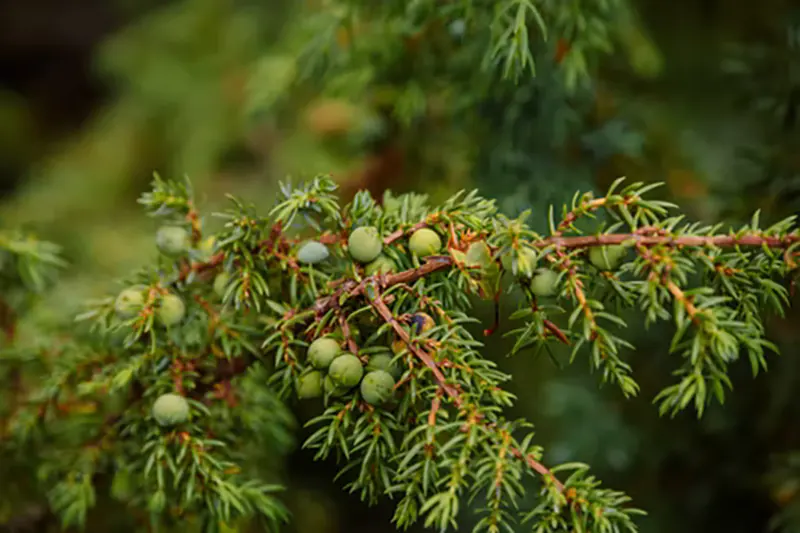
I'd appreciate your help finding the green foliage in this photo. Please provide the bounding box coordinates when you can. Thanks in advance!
[0,231,65,524]
[1,173,797,532]
[720,18,800,217]
[0,231,64,303]
[3,1,800,532]
[268,0,652,215]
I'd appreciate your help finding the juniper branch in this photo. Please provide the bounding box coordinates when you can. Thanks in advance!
[197,224,798,497]
[366,287,566,491]
[202,225,799,420]
[31,175,800,532]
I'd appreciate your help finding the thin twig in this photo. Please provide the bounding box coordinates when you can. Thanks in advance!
[368,289,461,404]
[384,221,429,245]
[546,232,800,249]
[199,229,798,491]
[365,284,563,491]
[313,256,453,316]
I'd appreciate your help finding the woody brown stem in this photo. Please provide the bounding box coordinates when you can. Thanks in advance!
[384,221,428,245]
[313,256,453,316]
[366,284,564,491]
[543,319,571,345]
[547,232,799,249]
[367,290,461,404]
[178,252,224,282]
[199,228,798,491]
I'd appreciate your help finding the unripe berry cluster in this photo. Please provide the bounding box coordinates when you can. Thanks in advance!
[112,224,231,327]
[113,285,186,327]
[112,215,633,438]
[297,336,401,406]
[494,243,630,298]
[282,225,446,285]
[48,171,799,533]
[126,211,631,412]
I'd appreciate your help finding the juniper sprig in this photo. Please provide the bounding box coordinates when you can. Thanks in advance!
[1,174,798,533]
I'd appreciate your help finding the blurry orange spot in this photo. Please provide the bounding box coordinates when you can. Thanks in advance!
[336,27,350,49]
[405,31,424,53]
[340,144,406,201]
[774,481,799,505]
[667,169,707,199]
[73,402,98,414]
[555,39,570,64]
[304,99,357,136]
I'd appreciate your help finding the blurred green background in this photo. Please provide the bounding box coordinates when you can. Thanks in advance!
[1,0,800,532]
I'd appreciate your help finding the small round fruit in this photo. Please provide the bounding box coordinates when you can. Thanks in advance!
[157,293,186,327]
[348,226,383,263]
[365,255,397,276]
[323,376,352,398]
[213,272,231,299]
[114,285,146,319]
[411,312,435,334]
[328,353,364,388]
[324,375,349,397]
[297,241,330,265]
[152,393,190,427]
[360,370,396,406]
[296,371,324,399]
[156,226,191,257]
[501,247,538,277]
[588,245,627,271]
[366,353,402,380]
[529,269,560,297]
[305,98,357,137]
[409,228,442,257]
[308,337,341,370]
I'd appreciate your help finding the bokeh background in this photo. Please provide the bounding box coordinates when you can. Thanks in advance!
[1,0,800,532]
